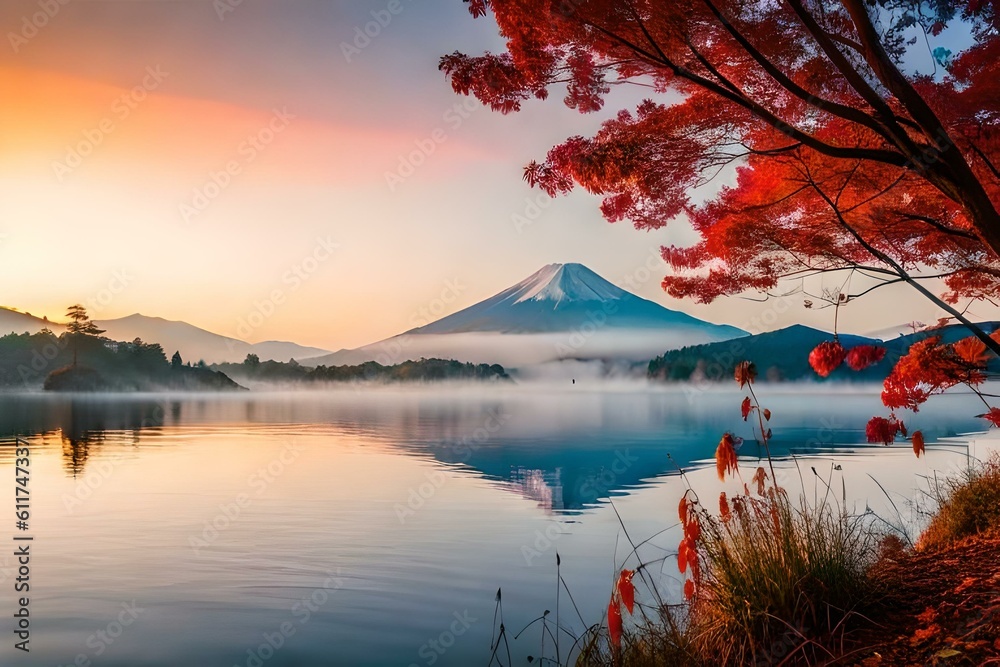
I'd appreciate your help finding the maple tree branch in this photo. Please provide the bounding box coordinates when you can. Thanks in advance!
[702,0,897,144]
[969,141,1000,182]
[581,16,911,168]
[825,31,864,55]
[889,211,979,241]
[839,0,1000,255]
[845,270,977,300]
[807,169,1000,356]
[784,0,917,139]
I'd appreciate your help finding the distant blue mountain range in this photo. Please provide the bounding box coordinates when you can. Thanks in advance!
[648,322,1000,382]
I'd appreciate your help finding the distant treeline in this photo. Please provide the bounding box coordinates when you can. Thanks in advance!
[0,330,242,391]
[212,355,510,384]
[647,323,1000,383]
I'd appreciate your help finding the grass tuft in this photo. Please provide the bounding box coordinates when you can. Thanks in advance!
[920,452,1000,550]
[577,480,881,666]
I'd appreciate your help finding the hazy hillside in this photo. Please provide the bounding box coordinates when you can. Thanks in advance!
[648,322,1000,382]
[96,314,330,364]
[0,307,61,335]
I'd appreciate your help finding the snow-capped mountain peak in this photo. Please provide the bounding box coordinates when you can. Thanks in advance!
[303,263,747,370]
[510,263,626,306]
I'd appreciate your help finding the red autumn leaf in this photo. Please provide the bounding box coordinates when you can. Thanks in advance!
[716,432,739,481]
[677,537,689,574]
[977,407,1000,427]
[686,519,701,542]
[616,570,635,615]
[762,408,771,421]
[845,345,887,371]
[741,396,752,421]
[809,341,847,377]
[684,579,695,601]
[953,336,990,366]
[608,599,623,648]
[912,431,925,458]
[734,361,756,388]
[678,495,689,527]
[719,491,731,522]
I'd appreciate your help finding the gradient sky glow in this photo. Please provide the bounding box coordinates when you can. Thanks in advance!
[3,0,998,350]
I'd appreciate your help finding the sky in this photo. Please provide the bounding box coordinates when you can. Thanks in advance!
[2,0,997,350]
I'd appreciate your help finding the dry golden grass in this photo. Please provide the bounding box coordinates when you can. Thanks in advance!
[920,452,1000,550]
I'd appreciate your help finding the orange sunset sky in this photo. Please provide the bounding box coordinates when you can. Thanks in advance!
[2,0,996,350]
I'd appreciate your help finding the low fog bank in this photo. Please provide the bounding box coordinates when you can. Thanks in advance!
[302,330,733,367]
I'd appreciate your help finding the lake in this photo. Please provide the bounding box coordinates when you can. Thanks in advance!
[0,383,994,666]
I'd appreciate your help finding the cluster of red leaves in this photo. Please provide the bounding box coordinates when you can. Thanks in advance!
[866,416,907,445]
[677,493,701,601]
[808,341,847,377]
[715,433,739,481]
[846,344,888,371]
[881,335,992,412]
[607,568,636,649]
[809,341,887,377]
[866,332,1000,457]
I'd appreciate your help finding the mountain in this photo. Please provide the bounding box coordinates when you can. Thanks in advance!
[0,308,60,335]
[648,321,1000,382]
[411,263,748,334]
[95,314,330,365]
[304,263,747,368]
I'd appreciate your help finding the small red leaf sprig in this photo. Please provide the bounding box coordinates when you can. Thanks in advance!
[607,569,635,649]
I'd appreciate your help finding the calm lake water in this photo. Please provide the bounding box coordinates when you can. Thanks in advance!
[0,383,994,666]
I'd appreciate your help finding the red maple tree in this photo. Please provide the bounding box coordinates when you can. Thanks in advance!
[443,0,1000,430]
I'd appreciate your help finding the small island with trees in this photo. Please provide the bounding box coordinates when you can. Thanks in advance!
[3,305,246,392]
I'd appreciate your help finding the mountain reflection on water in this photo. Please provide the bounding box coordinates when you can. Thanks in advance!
[0,384,987,511]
